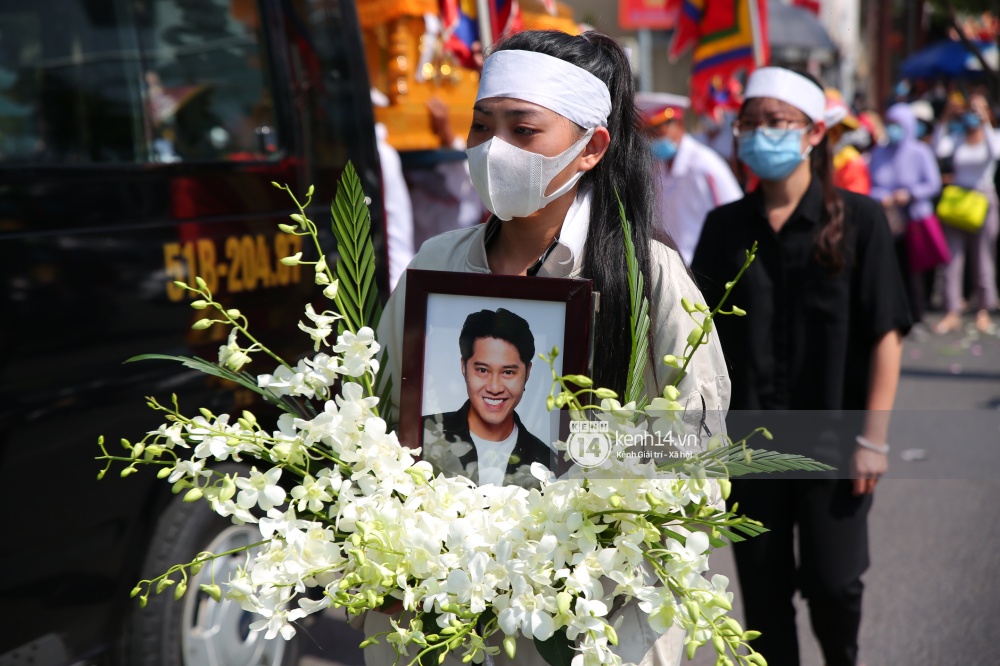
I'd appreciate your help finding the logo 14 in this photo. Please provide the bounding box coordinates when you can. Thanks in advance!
[566,420,611,468]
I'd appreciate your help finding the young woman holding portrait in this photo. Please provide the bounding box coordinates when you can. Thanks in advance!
[369,29,731,665]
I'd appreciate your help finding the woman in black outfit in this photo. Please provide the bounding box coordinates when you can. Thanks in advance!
[691,67,911,666]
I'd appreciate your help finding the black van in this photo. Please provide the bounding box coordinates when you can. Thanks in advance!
[0,1,384,664]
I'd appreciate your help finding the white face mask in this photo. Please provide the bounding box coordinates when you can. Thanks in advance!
[465,129,594,221]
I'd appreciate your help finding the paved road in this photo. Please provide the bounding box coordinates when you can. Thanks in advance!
[298,313,1000,666]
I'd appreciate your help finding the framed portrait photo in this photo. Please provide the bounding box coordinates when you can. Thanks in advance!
[399,270,594,486]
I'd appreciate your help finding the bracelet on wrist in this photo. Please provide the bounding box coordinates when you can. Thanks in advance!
[855,435,889,454]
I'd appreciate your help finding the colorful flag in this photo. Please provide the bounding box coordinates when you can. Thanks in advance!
[702,73,744,122]
[441,0,523,69]
[666,0,700,61]
[667,0,769,116]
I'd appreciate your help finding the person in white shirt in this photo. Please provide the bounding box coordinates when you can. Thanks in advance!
[636,93,743,265]
[693,109,738,163]
[371,89,415,290]
[932,93,1000,334]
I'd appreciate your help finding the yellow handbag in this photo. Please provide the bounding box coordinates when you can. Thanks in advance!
[936,185,989,233]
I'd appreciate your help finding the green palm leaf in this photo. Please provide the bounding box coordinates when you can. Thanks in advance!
[126,354,315,418]
[656,443,835,477]
[330,162,383,334]
[617,194,651,408]
[707,522,770,546]
[711,447,836,476]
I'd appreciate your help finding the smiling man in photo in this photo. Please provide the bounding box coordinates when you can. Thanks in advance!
[422,308,550,486]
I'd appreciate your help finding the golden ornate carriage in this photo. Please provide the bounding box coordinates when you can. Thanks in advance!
[359,0,580,151]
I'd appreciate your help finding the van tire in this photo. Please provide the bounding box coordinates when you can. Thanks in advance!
[125,463,300,666]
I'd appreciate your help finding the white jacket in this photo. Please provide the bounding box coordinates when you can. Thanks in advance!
[377,189,731,441]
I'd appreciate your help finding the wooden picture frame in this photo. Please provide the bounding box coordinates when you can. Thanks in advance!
[399,270,594,462]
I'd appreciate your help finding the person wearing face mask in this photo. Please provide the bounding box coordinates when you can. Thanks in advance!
[692,67,911,666]
[855,110,884,154]
[369,29,730,666]
[935,91,969,143]
[868,103,943,328]
[636,92,743,266]
[910,100,935,144]
[930,91,969,183]
[931,93,1000,334]
[824,90,870,195]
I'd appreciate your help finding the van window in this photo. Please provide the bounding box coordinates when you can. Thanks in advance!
[137,0,279,163]
[283,0,384,206]
[0,0,278,165]
[0,0,143,163]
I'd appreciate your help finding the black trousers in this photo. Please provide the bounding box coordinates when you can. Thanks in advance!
[729,478,873,666]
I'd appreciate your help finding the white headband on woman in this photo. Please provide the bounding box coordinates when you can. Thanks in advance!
[476,50,612,129]
[744,67,826,123]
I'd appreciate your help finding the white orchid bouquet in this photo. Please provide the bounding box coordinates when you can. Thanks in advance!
[97,165,829,666]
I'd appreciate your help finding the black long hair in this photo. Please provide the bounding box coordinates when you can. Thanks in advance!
[492,30,658,396]
[811,128,846,272]
[801,71,846,273]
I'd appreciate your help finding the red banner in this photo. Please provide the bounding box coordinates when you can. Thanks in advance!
[619,0,676,30]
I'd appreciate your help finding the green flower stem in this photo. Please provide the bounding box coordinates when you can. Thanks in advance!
[692,605,738,663]
[176,281,293,371]
[303,445,353,472]
[279,186,337,291]
[277,184,380,406]
[280,188,344,315]
[95,436,178,479]
[641,551,683,597]
[97,455,172,465]
[409,619,477,666]
[639,551,751,666]
[673,242,757,388]
[136,539,268,599]
[149,400,355,479]
[546,371,616,415]
[136,406,337,481]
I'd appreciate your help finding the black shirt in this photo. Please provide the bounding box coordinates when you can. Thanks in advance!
[691,177,911,413]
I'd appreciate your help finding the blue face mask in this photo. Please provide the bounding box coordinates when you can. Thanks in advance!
[737,128,811,181]
[948,120,966,136]
[962,112,982,130]
[651,137,678,161]
[885,123,905,144]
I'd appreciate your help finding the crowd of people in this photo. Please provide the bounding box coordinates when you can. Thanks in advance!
[380,60,1000,336]
[631,74,1000,340]
[368,27,998,666]
[840,83,999,336]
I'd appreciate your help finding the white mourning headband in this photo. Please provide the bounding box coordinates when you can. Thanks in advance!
[476,50,612,129]
[744,67,827,123]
